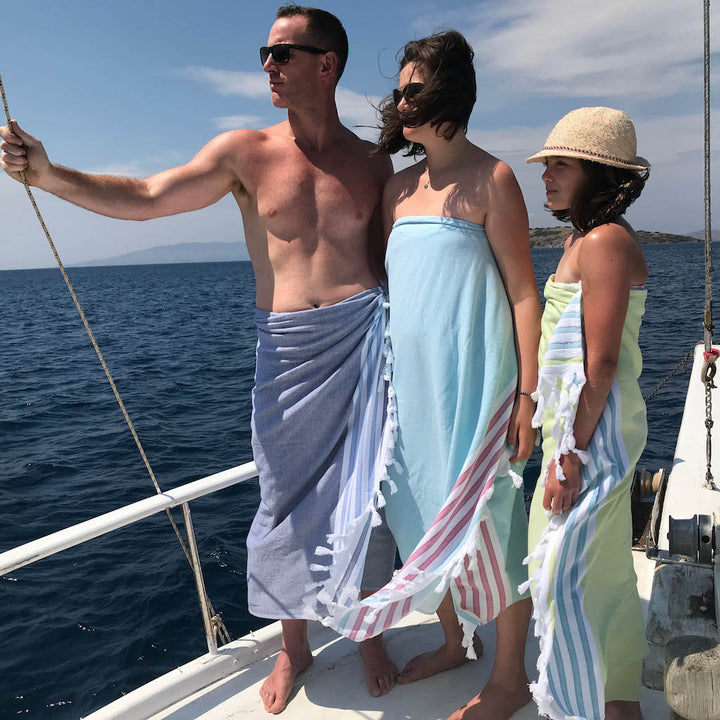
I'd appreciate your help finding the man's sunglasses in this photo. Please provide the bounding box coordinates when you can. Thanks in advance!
[393,82,425,106]
[260,43,328,65]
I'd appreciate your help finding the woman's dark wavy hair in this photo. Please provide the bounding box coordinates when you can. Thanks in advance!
[552,160,649,233]
[375,30,476,157]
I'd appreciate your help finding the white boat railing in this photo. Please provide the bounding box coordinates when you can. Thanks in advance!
[1,460,259,655]
[0,460,258,576]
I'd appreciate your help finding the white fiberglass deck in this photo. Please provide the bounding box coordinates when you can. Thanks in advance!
[84,548,667,720]
[38,347,720,720]
[86,345,720,720]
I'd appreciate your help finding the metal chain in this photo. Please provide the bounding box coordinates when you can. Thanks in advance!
[704,356,717,490]
[0,73,232,642]
[643,350,695,403]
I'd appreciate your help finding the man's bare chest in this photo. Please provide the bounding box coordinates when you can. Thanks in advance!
[242,151,380,240]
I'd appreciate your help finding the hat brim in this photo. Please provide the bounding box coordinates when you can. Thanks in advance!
[526,147,650,172]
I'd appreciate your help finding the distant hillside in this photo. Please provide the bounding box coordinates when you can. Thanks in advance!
[77,232,697,266]
[530,227,698,248]
[78,241,250,267]
[687,229,720,241]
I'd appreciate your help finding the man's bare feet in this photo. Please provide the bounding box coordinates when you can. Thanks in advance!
[605,700,643,720]
[446,680,532,720]
[359,634,399,696]
[259,645,313,714]
[397,635,483,684]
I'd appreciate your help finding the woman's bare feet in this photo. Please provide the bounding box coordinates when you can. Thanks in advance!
[447,681,532,720]
[259,620,313,714]
[447,599,533,719]
[397,635,483,684]
[359,634,399,696]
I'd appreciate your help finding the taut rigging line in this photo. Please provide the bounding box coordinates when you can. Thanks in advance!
[0,73,231,647]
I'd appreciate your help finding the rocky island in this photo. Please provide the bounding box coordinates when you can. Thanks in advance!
[529,227,698,248]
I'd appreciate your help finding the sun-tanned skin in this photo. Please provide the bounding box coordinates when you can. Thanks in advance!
[395,592,484,685]
[539,156,647,720]
[0,12,394,714]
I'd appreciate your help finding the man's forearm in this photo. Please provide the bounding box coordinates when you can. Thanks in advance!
[3,122,238,224]
[40,164,156,221]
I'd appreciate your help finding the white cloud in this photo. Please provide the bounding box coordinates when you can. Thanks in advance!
[183,66,268,97]
[463,111,720,234]
[336,87,383,140]
[336,87,380,124]
[212,114,266,131]
[419,0,712,99]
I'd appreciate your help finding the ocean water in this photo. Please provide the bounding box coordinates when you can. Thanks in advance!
[0,244,715,718]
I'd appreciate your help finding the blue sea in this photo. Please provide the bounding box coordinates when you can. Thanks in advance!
[0,244,714,718]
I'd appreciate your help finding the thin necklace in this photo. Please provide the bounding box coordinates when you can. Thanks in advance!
[423,140,470,190]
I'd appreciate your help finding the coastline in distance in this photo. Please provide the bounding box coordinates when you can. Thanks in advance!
[74,230,700,268]
[530,226,698,248]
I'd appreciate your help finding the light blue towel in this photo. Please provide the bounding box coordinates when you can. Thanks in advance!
[312,217,528,648]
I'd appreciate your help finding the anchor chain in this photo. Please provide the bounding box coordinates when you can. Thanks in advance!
[702,348,718,490]
[643,350,695,403]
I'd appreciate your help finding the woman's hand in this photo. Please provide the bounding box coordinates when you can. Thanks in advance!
[542,451,582,514]
[507,394,535,461]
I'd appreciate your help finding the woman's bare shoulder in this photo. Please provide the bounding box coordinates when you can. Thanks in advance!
[580,221,647,283]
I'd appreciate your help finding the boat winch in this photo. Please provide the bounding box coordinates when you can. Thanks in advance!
[667,514,717,566]
[644,512,720,720]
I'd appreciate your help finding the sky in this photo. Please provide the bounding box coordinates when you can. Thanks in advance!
[0,0,717,269]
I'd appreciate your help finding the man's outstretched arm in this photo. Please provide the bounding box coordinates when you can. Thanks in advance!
[0,120,242,221]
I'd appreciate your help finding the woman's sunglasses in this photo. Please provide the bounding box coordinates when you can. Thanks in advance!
[260,43,328,65]
[393,82,425,106]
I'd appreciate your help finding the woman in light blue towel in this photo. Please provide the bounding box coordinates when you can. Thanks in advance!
[377,30,541,720]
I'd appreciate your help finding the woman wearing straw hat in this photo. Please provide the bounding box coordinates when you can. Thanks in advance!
[523,107,650,720]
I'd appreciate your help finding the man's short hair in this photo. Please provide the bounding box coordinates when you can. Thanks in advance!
[276,5,348,82]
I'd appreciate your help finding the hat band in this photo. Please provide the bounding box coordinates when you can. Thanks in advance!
[540,144,641,167]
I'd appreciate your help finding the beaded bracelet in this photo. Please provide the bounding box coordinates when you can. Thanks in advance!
[517,390,534,398]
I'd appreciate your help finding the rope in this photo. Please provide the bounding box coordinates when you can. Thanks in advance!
[0,73,231,645]
[0,78,164,497]
[702,0,716,491]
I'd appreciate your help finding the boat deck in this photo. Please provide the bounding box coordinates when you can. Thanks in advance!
[85,347,720,720]
[86,551,668,720]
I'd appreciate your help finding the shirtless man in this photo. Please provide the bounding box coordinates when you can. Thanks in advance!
[0,5,395,714]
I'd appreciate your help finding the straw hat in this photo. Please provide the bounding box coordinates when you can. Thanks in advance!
[527,106,650,171]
